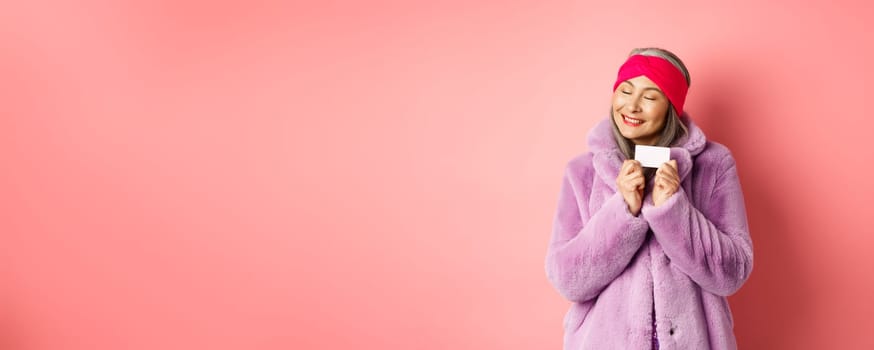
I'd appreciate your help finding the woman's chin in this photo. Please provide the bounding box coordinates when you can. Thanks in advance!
[618,129,639,140]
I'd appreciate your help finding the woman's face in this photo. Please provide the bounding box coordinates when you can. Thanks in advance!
[611,75,670,146]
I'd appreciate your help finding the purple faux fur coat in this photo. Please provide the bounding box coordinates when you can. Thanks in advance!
[545,116,753,349]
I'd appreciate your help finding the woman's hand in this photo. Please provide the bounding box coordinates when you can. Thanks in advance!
[616,160,645,216]
[653,160,679,207]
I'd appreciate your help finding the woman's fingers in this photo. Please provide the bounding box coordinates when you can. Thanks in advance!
[621,160,643,175]
[630,160,642,174]
[622,173,644,189]
[655,172,679,188]
[618,160,645,191]
[657,160,678,178]
[617,160,645,216]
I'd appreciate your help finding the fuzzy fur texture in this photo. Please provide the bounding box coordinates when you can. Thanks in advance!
[545,116,753,349]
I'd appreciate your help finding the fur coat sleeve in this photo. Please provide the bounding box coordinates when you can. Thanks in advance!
[545,154,651,303]
[641,152,753,296]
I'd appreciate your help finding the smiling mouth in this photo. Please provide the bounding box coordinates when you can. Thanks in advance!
[622,114,644,126]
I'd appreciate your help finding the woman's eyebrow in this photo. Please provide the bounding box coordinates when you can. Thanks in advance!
[622,80,661,92]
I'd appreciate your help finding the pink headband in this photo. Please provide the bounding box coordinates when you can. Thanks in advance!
[613,54,688,116]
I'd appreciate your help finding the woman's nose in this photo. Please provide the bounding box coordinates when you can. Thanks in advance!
[623,98,642,113]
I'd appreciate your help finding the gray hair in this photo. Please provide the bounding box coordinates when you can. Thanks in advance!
[611,47,691,167]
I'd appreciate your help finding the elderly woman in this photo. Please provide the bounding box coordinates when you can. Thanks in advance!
[545,48,753,349]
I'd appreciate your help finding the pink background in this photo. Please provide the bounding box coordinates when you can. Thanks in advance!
[2,0,873,349]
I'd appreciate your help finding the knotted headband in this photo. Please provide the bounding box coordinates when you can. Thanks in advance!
[613,54,688,116]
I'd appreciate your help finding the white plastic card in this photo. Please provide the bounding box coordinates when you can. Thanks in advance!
[634,145,670,168]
